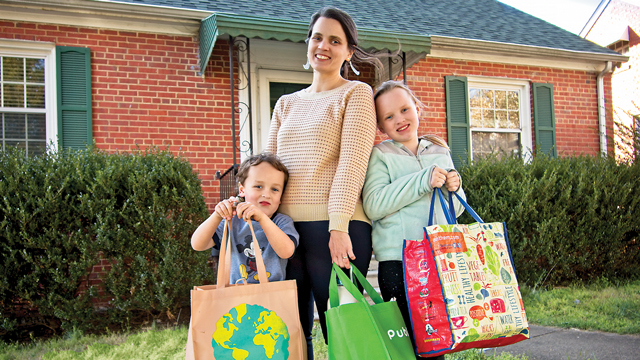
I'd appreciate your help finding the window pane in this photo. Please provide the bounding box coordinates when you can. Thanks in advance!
[472,132,520,159]
[5,140,25,151]
[3,57,23,82]
[27,85,45,108]
[496,110,508,128]
[472,132,491,157]
[470,108,482,127]
[495,90,507,109]
[469,89,482,108]
[27,113,46,139]
[508,91,519,110]
[483,110,495,128]
[28,141,46,156]
[481,89,494,108]
[26,58,45,83]
[508,111,520,129]
[3,84,24,107]
[5,113,26,139]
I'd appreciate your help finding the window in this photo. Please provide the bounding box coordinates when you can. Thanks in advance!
[469,84,527,159]
[446,76,553,167]
[1,56,47,156]
[0,40,92,156]
[0,40,55,156]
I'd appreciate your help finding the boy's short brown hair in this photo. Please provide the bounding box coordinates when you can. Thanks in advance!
[236,152,289,189]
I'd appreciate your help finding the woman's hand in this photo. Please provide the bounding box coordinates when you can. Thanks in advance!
[329,230,355,269]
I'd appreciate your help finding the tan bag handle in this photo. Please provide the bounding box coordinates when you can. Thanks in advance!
[215,218,269,288]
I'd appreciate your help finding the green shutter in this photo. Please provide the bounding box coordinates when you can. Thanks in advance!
[56,46,92,150]
[445,76,470,168]
[532,83,556,157]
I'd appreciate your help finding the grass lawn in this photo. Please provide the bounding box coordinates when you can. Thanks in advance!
[521,279,640,335]
[1,279,637,359]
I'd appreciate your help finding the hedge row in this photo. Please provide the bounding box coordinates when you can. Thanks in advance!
[458,153,639,287]
[2,146,638,340]
[0,146,210,341]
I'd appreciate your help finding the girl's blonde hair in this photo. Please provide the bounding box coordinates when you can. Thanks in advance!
[374,80,449,150]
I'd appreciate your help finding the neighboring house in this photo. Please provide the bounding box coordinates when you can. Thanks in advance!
[581,0,640,161]
[0,0,627,210]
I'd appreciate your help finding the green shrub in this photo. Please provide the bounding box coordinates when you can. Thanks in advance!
[458,153,639,287]
[0,146,210,341]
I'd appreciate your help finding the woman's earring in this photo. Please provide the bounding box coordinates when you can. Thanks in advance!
[303,59,310,70]
[349,60,360,76]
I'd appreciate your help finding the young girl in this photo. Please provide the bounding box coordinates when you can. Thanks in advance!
[362,80,466,360]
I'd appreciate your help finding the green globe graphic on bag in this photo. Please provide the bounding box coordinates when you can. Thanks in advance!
[212,303,290,360]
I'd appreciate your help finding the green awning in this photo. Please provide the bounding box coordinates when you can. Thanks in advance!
[199,13,431,74]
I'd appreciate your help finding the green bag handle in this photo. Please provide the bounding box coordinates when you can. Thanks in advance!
[329,263,384,308]
[328,263,393,360]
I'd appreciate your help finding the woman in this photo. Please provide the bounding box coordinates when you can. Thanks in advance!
[265,6,383,358]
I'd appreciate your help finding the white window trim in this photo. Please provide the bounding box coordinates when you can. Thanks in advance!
[467,76,532,161]
[0,39,57,151]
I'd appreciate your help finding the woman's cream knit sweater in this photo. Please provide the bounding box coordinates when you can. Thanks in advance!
[266,80,377,233]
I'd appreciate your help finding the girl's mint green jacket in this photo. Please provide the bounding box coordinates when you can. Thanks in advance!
[363,138,466,262]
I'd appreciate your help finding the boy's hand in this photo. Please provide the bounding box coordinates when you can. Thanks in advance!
[430,167,447,189]
[214,198,236,221]
[445,171,460,192]
[236,201,266,223]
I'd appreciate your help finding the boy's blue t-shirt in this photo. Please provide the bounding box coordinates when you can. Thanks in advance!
[212,213,298,284]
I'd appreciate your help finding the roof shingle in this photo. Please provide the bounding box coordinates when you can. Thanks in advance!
[113,0,618,55]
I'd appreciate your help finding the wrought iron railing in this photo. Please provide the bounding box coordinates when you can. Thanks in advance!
[215,164,239,201]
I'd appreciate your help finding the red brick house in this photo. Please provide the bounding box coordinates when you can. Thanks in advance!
[0,0,627,210]
[581,0,639,161]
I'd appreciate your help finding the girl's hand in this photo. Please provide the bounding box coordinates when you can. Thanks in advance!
[236,202,265,222]
[329,230,355,269]
[430,167,447,189]
[445,171,460,192]
[214,198,236,221]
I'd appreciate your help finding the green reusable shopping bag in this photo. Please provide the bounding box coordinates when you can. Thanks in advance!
[325,263,414,360]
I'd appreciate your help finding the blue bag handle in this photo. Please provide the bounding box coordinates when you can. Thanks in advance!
[428,187,455,225]
[429,187,484,225]
[448,189,484,223]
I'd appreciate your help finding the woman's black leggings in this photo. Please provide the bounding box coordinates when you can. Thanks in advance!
[287,220,372,360]
[379,260,445,360]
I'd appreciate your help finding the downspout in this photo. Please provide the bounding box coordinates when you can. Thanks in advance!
[597,61,613,156]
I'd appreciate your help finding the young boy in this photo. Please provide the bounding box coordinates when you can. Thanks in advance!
[191,153,298,284]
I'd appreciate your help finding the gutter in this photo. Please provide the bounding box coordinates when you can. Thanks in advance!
[430,35,627,63]
[597,61,613,157]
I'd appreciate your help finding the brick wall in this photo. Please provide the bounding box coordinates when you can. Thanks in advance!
[0,21,239,212]
[0,20,614,212]
[399,57,612,156]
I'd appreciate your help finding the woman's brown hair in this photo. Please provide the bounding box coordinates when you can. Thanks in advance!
[307,6,387,79]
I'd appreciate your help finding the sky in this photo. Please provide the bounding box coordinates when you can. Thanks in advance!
[498,0,640,35]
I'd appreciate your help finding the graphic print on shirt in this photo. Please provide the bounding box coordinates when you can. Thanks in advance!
[236,235,270,281]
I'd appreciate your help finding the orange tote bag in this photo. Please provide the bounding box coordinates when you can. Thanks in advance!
[186,220,306,360]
